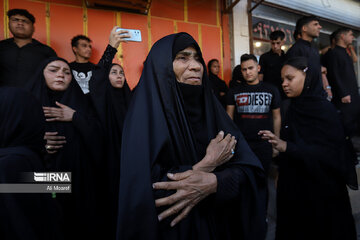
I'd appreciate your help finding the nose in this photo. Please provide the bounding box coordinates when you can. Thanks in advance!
[56,70,64,77]
[188,58,202,71]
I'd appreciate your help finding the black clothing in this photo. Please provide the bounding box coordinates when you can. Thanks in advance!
[90,63,131,240]
[275,71,358,240]
[229,65,243,89]
[326,45,360,135]
[0,38,56,88]
[69,62,95,94]
[116,32,267,240]
[70,44,117,94]
[259,50,286,99]
[227,82,281,141]
[208,72,228,108]
[0,87,63,240]
[286,38,325,97]
[27,57,103,240]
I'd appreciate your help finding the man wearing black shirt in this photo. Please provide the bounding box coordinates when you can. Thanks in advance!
[226,54,281,173]
[259,30,286,99]
[69,35,95,94]
[70,30,130,94]
[286,16,325,97]
[0,9,57,88]
[327,28,360,136]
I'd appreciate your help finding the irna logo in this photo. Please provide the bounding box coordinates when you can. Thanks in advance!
[34,172,71,182]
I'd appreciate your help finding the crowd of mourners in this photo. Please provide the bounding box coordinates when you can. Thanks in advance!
[0,8,359,240]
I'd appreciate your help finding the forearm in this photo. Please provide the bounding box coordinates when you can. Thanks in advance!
[97,44,117,68]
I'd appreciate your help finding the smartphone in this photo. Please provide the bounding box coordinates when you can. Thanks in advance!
[116,28,142,42]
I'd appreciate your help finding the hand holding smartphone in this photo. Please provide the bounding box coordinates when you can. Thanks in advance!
[116,28,142,42]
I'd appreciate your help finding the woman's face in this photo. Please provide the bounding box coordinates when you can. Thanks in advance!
[210,61,220,75]
[43,60,72,91]
[109,65,125,88]
[281,65,306,98]
[173,46,203,85]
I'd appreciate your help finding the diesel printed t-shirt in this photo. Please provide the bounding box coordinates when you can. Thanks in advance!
[227,81,280,141]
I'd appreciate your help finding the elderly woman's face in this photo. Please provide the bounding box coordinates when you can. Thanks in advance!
[173,47,203,85]
[281,65,305,98]
[43,60,72,91]
[109,64,125,88]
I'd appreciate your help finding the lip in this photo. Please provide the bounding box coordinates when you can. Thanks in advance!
[54,80,65,85]
[186,77,201,81]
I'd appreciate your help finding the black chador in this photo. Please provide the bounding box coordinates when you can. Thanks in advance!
[286,38,325,96]
[90,63,131,239]
[116,33,267,240]
[276,58,358,240]
[0,87,63,240]
[27,57,103,240]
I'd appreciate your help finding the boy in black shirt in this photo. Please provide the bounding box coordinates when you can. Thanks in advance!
[226,54,281,173]
[259,30,286,99]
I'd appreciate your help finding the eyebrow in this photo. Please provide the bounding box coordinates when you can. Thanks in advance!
[48,65,70,71]
[176,50,198,57]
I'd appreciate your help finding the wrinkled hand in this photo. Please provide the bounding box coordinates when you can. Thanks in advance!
[258,130,287,152]
[109,26,131,49]
[44,132,66,154]
[153,170,217,227]
[193,131,236,172]
[341,95,351,104]
[43,102,75,122]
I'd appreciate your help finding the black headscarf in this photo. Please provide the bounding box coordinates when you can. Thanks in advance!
[117,32,266,240]
[89,62,132,240]
[282,57,358,190]
[26,57,103,240]
[207,59,228,108]
[0,87,63,240]
[229,64,243,89]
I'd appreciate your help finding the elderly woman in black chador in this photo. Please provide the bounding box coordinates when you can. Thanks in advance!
[26,57,103,240]
[259,57,358,240]
[116,32,267,240]
[89,62,132,239]
[0,87,63,240]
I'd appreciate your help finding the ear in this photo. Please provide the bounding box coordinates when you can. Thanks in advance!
[72,46,78,55]
[257,64,261,73]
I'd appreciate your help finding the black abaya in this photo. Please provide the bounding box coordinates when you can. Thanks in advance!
[26,57,103,240]
[275,63,358,240]
[116,33,267,240]
[0,87,63,240]
[89,63,131,239]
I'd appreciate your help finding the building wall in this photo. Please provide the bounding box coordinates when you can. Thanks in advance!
[0,0,232,89]
[232,0,250,66]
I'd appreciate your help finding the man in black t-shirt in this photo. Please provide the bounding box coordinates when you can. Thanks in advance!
[69,35,95,94]
[0,9,57,88]
[327,28,360,136]
[226,54,281,173]
[259,30,286,99]
[69,30,130,94]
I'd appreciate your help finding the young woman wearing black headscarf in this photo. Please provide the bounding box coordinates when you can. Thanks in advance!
[229,64,243,89]
[208,59,228,108]
[26,57,103,240]
[116,32,267,240]
[89,62,131,239]
[0,87,63,240]
[259,57,358,240]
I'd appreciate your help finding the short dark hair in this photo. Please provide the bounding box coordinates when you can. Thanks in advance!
[295,15,319,34]
[241,54,257,64]
[71,35,92,48]
[270,30,285,41]
[334,28,352,43]
[7,9,35,24]
[329,29,339,43]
